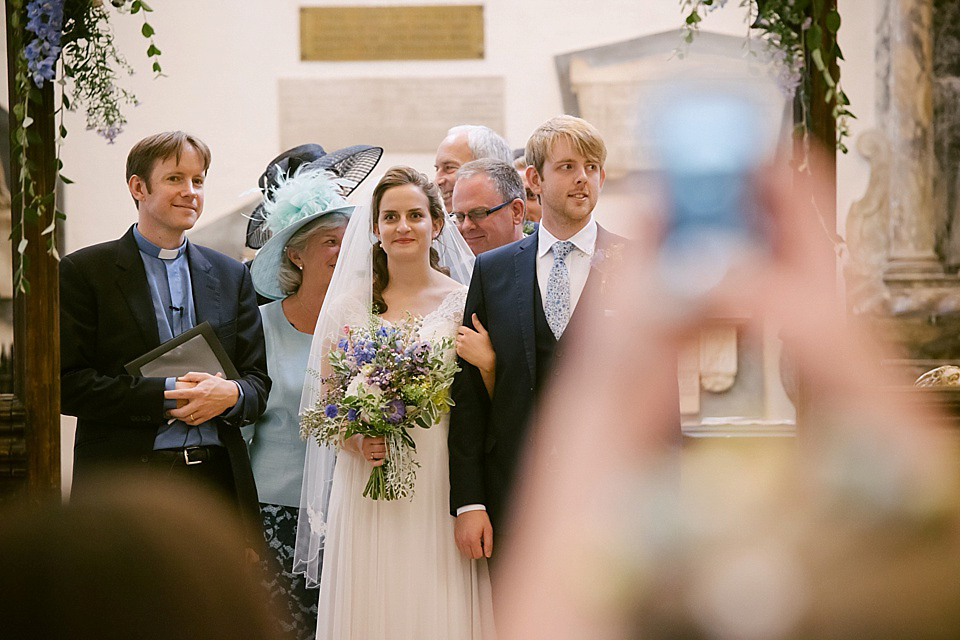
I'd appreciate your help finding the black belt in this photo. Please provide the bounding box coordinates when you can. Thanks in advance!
[150,446,227,466]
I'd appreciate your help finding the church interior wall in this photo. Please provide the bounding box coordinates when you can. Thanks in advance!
[0,0,880,493]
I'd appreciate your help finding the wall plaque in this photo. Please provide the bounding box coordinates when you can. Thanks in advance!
[279,76,504,153]
[300,5,484,61]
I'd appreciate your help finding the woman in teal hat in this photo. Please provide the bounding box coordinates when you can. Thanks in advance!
[246,144,381,639]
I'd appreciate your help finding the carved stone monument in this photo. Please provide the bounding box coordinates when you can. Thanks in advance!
[847,0,960,374]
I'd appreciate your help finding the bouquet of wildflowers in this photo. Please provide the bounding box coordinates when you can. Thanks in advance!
[301,314,458,500]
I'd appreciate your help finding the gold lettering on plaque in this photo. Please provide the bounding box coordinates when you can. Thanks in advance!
[300,6,484,61]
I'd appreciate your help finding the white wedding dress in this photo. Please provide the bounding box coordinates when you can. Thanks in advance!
[315,288,495,640]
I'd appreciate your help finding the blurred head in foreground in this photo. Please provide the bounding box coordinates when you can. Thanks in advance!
[0,477,282,640]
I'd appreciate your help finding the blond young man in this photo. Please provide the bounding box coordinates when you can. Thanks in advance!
[448,115,627,562]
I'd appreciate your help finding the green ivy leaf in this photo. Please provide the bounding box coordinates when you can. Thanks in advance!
[685,11,701,25]
[825,10,841,34]
[60,175,74,185]
[131,1,141,14]
[806,24,823,52]
[140,1,154,11]
[59,124,67,138]
[152,61,162,73]
[142,22,155,38]
[147,44,162,57]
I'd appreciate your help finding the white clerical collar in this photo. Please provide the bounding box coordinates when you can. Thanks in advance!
[537,218,598,259]
[133,224,187,260]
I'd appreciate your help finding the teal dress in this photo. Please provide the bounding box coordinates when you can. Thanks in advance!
[245,300,317,640]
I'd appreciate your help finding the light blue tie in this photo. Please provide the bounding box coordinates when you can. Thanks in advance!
[545,241,574,339]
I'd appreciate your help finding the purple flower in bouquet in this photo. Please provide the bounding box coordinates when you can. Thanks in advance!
[383,398,406,424]
[369,366,393,388]
[405,342,430,367]
[346,408,358,422]
[324,404,338,418]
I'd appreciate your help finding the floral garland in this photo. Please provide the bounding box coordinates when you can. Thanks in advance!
[9,0,162,292]
[680,0,853,154]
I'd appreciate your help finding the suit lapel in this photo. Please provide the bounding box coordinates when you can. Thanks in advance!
[513,232,539,384]
[569,225,622,330]
[187,244,220,326]
[115,228,161,348]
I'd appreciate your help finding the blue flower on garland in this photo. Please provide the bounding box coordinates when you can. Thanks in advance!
[24,0,64,88]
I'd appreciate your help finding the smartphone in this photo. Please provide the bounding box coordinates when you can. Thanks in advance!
[645,76,785,299]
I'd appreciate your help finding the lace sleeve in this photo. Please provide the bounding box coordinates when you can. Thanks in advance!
[436,287,468,324]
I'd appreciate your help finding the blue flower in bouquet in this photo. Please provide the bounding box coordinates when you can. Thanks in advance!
[338,337,349,351]
[346,408,358,422]
[324,404,339,418]
[354,340,376,365]
[382,398,406,424]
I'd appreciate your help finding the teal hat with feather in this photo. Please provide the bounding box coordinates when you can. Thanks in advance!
[250,163,366,300]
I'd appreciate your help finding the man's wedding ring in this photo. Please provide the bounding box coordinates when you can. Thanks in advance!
[190,413,195,422]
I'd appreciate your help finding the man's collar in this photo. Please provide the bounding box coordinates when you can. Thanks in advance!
[537,218,598,258]
[133,224,187,260]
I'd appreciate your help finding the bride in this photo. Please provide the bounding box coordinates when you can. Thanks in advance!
[294,166,495,639]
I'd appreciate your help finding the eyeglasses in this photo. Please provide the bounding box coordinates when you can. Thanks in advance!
[452,199,514,224]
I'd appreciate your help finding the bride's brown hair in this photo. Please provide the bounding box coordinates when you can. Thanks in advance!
[371,166,450,314]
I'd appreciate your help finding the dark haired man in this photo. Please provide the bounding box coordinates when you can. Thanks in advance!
[60,131,270,543]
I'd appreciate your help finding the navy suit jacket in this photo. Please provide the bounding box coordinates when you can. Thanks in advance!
[60,226,270,539]
[448,225,626,526]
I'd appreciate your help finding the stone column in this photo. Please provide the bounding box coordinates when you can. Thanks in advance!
[884,0,942,276]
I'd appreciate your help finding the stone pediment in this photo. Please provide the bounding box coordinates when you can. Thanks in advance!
[554,29,788,178]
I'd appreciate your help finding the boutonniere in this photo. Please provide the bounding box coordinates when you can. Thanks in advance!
[591,243,626,296]
[522,220,537,237]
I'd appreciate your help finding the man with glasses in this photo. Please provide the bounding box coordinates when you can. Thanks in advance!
[451,158,525,255]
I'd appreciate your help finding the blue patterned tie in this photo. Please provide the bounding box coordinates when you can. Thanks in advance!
[545,241,574,339]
